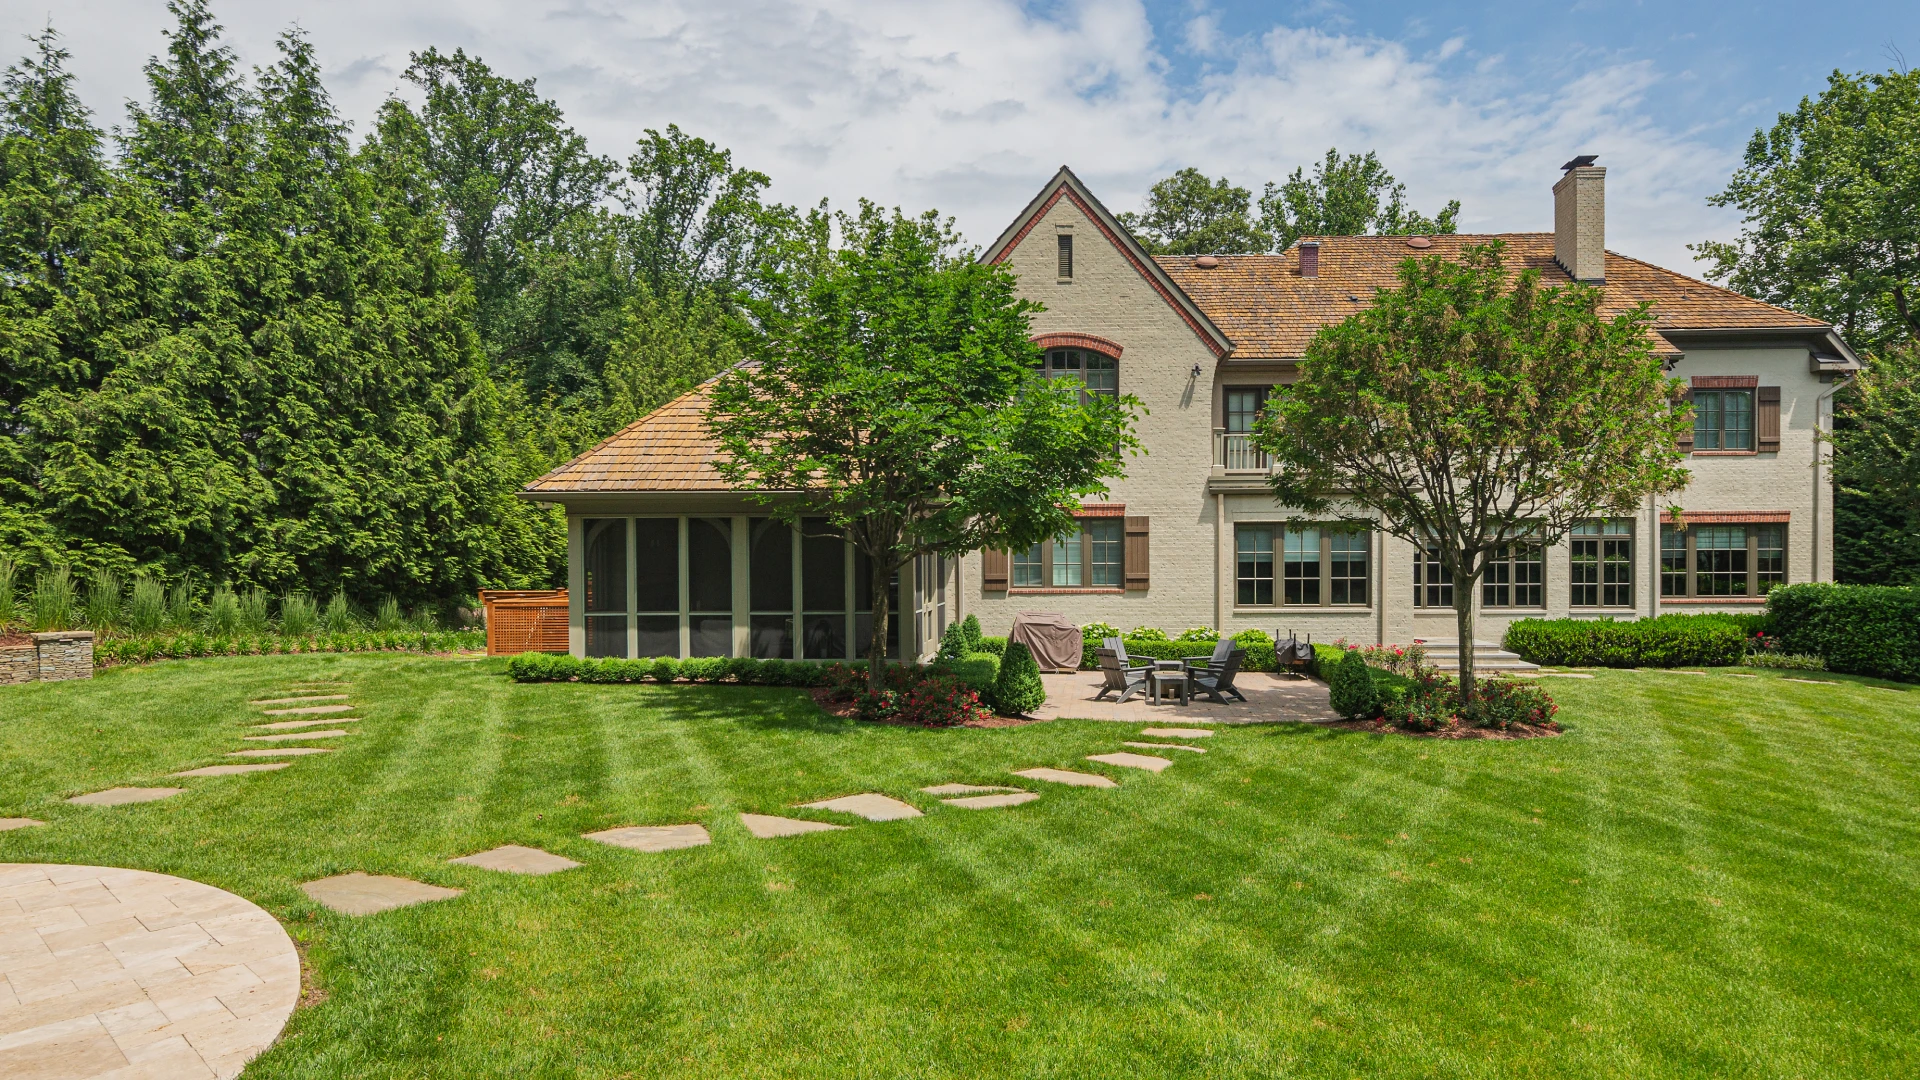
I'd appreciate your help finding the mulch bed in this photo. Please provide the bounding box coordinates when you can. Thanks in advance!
[807,688,1048,729]
[0,632,32,649]
[1321,717,1562,740]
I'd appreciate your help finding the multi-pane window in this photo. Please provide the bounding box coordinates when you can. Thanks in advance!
[1570,520,1634,607]
[1482,534,1544,608]
[1011,517,1123,590]
[1238,525,1368,607]
[1660,523,1788,598]
[1225,388,1266,433]
[1693,390,1754,450]
[1036,348,1117,403]
[1414,538,1453,608]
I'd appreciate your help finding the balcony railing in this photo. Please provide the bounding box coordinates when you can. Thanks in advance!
[1215,430,1270,472]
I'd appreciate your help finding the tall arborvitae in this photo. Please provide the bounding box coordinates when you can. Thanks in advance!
[119,0,252,216]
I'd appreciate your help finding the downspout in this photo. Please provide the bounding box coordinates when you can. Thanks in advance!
[1812,375,1852,583]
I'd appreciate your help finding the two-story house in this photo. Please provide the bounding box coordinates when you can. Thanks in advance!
[522,161,1861,661]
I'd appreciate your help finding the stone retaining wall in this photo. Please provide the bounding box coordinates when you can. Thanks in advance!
[0,632,94,684]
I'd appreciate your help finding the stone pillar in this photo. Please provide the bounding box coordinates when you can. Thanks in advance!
[33,631,95,682]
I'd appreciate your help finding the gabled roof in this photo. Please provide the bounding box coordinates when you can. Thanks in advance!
[522,381,732,494]
[1157,233,1846,362]
[984,166,1234,358]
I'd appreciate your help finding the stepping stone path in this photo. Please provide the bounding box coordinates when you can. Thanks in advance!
[170,763,290,778]
[797,793,922,821]
[585,824,712,852]
[300,873,462,915]
[0,817,43,831]
[260,704,355,716]
[1124,741,1206,753]
[254,717,360,730]
[228,747,334,758]
[943,792,1040,809]
[1139,727,1213,739]
[739,813,848,838]
[67,787,184,806]
[243,729,351,742]
[248,694,348,705]
[0,862,301,1080]
[449,845,580,875]
[1516,672,1596,679]
[1782,677,1836,685]
[920,784,1022,795]
[1086,752,1173,773]
[1012,767,1117,789]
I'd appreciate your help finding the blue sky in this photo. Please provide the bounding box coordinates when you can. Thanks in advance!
[5,1,1915,273]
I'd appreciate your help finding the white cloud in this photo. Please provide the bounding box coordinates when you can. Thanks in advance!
[2,0,1739,271]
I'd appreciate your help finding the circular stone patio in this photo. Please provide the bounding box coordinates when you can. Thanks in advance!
[0,864,300,1079]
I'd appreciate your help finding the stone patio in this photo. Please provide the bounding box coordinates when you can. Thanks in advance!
[299,873,462,915]
[1035,670,1337,724]
[0,862,300,1079]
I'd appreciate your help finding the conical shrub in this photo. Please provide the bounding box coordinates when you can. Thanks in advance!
[993,640,1046,716]
[959,614,982,653]
[1329,648,1376,719]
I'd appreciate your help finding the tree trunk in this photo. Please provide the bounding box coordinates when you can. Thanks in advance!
[1453,588,1476,705]
[867,555,892,691]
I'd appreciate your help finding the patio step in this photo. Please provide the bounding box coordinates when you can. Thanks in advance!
[1412,640,1540,675]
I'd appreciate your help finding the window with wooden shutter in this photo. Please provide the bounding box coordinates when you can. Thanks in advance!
[1675,387,1694,453]
[982,548,1008,592]
[1123,516,1149,590]
[1757,386,1781,450]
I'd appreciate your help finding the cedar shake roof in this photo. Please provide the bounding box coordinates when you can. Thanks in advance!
[522,381,734,494]
[1158,233,1830,360]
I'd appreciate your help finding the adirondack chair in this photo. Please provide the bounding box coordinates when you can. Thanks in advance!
[1191,647,1248,705]
[1181,638,1234,677]
[1094,647,1151,703]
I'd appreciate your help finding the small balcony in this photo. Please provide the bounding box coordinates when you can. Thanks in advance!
[1214,430,1270,472]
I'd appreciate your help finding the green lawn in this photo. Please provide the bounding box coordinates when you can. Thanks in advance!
[3,656,1918,1079]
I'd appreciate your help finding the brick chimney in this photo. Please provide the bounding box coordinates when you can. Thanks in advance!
[1553,157,1605,284]
[1298,240,1319,278]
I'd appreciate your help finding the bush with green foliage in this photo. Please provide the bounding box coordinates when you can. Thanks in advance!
[32,565,76,632]
[1739,650,1827,671]
[1503,615,1750,668]
[1328,649,1376,719]
[934,620,971,664]
[958,615,983,653]
[941,653,1001,706]
[505,653,830,687]
[0,557,18,632]
[96,629,484,665]
[648,657,680,683]
[279,593,317,637]
[976,636,1007,657]
[993,640,1047,715]
[84,569,123,634]
[1766,583,1920,682]
[125,576,167,635]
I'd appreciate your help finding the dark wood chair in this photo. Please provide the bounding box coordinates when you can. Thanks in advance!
[1191,647,1247,704]
[1182,638,1233,677]
[1094,648,1150,703]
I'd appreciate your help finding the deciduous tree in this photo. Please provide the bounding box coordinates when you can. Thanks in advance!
[1260,148,1459,252]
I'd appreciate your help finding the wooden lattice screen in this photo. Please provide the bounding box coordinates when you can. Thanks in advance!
[481,590,570,656]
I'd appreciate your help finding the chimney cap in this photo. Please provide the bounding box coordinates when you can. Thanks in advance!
[1560,154,1599,172]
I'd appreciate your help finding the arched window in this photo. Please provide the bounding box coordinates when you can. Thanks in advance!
[1036,347,1117,403]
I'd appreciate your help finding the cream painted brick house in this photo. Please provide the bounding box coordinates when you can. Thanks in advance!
[521,161,1861,660]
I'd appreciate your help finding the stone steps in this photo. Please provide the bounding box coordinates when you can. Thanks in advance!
[1413,640,1540,674]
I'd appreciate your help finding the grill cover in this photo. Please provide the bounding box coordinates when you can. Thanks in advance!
[1008,611,1083,672]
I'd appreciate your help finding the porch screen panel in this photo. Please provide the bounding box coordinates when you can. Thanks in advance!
[801,519,847,659]
[633,518,680,657]
[688,517,734,656]
[583,519,627,658]
[749,517,794,658]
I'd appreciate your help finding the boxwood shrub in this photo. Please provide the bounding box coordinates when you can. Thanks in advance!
[507,653,829,687]
[1766,583,1920,683]
[1502,614,1748,668]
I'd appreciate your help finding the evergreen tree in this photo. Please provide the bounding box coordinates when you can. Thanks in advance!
[1328,649,1375,719]
[119,0,253,215]
[993,640,1046,716]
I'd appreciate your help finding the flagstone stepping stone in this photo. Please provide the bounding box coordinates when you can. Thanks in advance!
[449,844,581,875]
[739,813,849,838]
[0,863,300,1078]
[261,703,356,716]
[301,872,463,915]
[1087,752,1173,773]
[1124,741,1207,753]
[255,716,362,730]
[170,763,291,778]
[1139,727,1213,739]
[584,823,712,852]
[243,729,351,742]
[1516,672,1595,678]
[943,792,1041,809]
[1782,677,1837,684]
[0,817,43,831]
[67,787,184,806]
[920,783,1023,795]
[1012,767,1118,789]
[249,694,349,705]
[229,747,335,757]
[797,793,922,821]
[1725,673,1759,678]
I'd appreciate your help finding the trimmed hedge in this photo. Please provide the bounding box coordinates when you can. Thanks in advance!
[976,636,1007,657]
[1079,628,1280,672]
[97,629,486,665]
[1502,615,1750,668]
[1767,583,1920,683]
[507,653,829,686]
[943,652,1001,704]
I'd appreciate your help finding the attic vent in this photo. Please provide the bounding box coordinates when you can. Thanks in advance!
[1406,236,1432,249]
[1195,255,1220,269]
[1057,234,1073,280]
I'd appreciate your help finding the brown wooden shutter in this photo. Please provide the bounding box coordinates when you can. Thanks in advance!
[1675,387,1694,453]
[982,549,1008,592]
[1757,386,1781,450]
[1123,516,1150,590]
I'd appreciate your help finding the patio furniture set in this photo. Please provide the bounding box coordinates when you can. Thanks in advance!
[1093,638,1247,706]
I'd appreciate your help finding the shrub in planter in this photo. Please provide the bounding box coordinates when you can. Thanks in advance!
[993,640,1046,715]
[1459,677,1558,730]
[1328,649,1375,719]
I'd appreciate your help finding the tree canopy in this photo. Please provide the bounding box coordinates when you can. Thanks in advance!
[707,203,1141,686]
[1253,242,1688,693]
[1116,168,1267,255]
